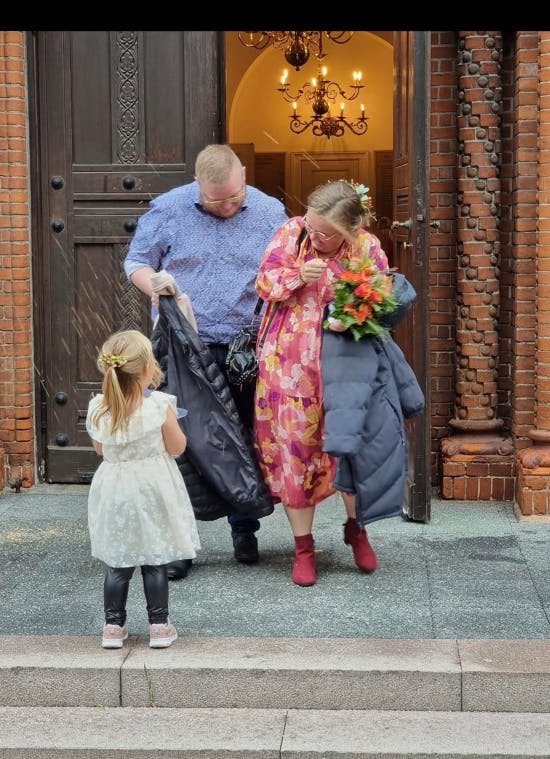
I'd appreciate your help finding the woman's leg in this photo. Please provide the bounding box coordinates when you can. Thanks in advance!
[283,505,315,535]
[341,492,356,519]
[104,566,134,626]
[284,505,317,586]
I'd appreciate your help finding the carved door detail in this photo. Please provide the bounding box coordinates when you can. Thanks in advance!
[30,31,222,482]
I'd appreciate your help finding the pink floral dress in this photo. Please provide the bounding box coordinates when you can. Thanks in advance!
[254,217,389,509]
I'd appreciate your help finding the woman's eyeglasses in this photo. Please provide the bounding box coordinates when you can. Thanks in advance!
[303,217,339,242]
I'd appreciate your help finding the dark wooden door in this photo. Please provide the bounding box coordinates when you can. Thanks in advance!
[29,31,223,483]
[392,31,431,521]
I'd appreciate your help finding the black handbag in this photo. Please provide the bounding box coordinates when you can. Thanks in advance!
[225,227,307,388]
[225,298,264,387]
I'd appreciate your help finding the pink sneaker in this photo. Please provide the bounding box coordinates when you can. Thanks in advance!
[149,621,178,648]
[101,623,128,649]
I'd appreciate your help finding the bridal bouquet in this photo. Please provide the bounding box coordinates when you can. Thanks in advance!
[324,250,398,341]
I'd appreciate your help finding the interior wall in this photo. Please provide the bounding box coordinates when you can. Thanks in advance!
[225,32,393,154]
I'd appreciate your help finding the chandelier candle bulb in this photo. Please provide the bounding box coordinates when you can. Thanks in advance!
[277,63,368,138]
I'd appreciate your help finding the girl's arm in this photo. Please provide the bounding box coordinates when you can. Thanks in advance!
[162,405,187,457]
[92,440,103,456]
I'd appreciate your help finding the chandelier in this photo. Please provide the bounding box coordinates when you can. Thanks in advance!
[277,66,368,138]
[237,31,353,70]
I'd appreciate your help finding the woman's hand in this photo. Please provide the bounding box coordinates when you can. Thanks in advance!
[327,317,347,332]
[300,257,328,284]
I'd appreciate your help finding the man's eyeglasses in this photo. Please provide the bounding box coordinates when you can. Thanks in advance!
[201,186,246,207]
[303,216,339,242]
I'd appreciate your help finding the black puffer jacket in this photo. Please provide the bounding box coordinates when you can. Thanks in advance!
[152,296,274,522]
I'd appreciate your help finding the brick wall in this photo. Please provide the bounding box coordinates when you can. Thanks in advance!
[0,31,34,490]
[509,32,538,447]
[429,31,458,487]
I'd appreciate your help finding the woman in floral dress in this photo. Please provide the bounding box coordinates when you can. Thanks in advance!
[254,180,389,586]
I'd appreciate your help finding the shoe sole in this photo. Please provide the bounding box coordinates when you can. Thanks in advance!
[149,631,178,648]
[101,633,128,649]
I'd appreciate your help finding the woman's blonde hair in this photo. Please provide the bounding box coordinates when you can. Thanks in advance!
[307,180,372,237]
[91,330,163,435]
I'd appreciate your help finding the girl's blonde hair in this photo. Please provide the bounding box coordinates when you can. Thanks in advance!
[307,180,373,238]
[91,330,163,435]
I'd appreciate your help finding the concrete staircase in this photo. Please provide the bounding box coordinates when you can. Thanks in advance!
[1,635,550,757]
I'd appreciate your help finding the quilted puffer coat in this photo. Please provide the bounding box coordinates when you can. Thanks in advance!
[321,275,425,526]
[152,296,274,522]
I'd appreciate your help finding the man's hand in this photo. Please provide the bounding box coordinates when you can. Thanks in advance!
[151,271,177,307]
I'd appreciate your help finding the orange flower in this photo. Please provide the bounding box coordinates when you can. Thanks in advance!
[324,246,398,340]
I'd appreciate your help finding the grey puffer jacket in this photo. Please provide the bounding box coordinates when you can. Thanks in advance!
[321,275,424,526]
[152,296,274,522]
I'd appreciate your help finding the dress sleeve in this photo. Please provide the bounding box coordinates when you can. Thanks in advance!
[85,394,105,441]
[150,390,178,421]
[255,217,306,301]
[123,197,170,278]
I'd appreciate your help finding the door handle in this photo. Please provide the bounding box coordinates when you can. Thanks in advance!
[391,218,413,231]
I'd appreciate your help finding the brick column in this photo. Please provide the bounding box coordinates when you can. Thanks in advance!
[442,32,514,500]
[517,31,550,514]
[0,32,34,490]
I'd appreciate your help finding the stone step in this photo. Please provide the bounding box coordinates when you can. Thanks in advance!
[1,706,550,757]
[2,636,550,712]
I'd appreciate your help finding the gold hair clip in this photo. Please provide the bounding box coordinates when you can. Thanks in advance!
[99,353,128,369]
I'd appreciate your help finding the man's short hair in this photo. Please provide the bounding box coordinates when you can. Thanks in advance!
[195,144,242,184]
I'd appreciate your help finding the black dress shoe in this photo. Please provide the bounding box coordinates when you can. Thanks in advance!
[232,533,259,564]
[166,558,193,580]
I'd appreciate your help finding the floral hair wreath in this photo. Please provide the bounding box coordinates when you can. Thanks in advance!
[348,180,374,215]
[99,353,128,369]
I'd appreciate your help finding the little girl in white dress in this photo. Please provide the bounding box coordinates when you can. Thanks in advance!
[86,329,200,649]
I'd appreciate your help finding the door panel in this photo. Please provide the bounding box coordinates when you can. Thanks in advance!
[31,31,222,482]
[285,151,371,216]
[393,31,431,521]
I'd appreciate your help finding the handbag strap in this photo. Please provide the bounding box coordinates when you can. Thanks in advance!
[253,297,263,315]
[254,225,308,349]
[257,302,278,351]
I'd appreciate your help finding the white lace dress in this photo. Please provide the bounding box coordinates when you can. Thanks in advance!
[86,390,201,568]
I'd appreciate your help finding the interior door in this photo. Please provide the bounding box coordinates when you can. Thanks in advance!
[392,31,431,521]
[285,151,371,216]
[29,31,223,483]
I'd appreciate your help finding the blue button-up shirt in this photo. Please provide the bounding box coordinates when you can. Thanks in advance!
[124,182,288,344]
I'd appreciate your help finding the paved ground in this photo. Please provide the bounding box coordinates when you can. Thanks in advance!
[1,484,550,641]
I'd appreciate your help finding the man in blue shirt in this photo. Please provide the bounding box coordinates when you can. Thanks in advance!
[124,144,288,573]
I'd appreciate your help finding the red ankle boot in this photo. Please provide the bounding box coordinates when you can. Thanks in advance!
[292,534,317,586]
[343,518,377,572]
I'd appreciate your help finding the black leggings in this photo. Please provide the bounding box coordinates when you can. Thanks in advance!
[104,564,169,626]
